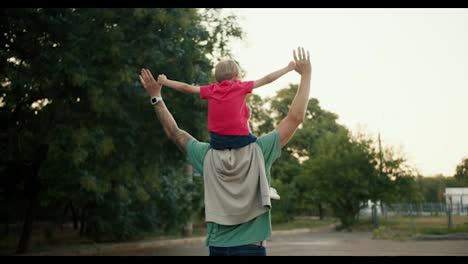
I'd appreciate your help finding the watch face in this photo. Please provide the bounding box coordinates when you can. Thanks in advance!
[151,97,157,104]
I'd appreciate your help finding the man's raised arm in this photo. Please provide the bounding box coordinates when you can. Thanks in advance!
[139,68,193,155]
[276,47,312,148]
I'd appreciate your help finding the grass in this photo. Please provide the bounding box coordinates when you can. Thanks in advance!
[364,215,468,241]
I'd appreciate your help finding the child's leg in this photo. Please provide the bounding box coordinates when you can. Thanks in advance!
[209,132,257,150]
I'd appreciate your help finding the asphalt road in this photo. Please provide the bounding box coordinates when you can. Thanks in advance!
[96,230,468,256]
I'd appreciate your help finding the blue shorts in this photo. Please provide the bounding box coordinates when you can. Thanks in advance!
[209,132,257,150]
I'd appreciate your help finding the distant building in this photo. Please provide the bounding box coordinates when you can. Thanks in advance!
[445,188,468,215]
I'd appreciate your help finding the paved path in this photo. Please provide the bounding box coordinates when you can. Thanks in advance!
[89,229,468,256]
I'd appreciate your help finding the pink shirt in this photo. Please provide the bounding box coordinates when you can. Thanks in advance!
[200,80,254,135]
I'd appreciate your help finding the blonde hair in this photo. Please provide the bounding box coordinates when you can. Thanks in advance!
[214,59,240,83]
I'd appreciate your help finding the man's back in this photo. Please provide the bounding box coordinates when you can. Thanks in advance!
[186,129,281,247]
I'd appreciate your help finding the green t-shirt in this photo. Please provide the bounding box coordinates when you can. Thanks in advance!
[186,129,282,247]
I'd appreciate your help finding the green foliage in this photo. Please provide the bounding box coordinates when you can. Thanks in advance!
[299,130,375,229]
[270,179,298,223]
[393,175,424,204]
[371,141,422,205]
[416,174,463,203]
[417,175,442,203]
[0,8,242,244]
[247,93,274,135]
[1,8,430,246]
[454,157,468,186]
[248,84,421,229]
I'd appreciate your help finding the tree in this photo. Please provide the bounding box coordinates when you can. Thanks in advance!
[370,135,422,223]
[454,157,468,186]
[297,129,376,229]
[246,93,274,136]
[416,175,448,203]
[268,85,344,158]
[247,84,422,228]
[393,174,423,204]
[0,8,242,253]
[255,85,347,220]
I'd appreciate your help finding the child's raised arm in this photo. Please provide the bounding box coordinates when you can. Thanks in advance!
[157,74,200,94]
[253,61,295,89]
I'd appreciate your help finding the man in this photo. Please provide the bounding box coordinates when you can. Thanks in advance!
[139,47,311,256]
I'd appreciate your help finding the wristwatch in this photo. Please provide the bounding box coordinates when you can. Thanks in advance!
[151,96,162,105]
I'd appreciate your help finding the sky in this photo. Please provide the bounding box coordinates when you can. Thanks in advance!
[227,8,468,177]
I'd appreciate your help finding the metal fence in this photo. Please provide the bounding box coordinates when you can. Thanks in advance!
[360,202,468,217]
[359,202,468,230]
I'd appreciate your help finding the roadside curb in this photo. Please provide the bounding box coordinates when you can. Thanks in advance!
[414,233,468,241]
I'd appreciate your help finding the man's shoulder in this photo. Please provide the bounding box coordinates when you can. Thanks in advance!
[186,130,279,163]
[257,129,279,140]
[255,130,279,148]
[187,138,210,154]
[255,129,281,164]
[186,138,210,174]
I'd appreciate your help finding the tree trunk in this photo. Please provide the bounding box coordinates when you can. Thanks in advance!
[318,203,324,220]
[380,203,387,220]
[371,202,379,227]
[16,163,40,254]
[4,189,10,236]
[79,209,86,236]
[4,211,10,236]
[4,161,22,237]
[70,202,78,230]
[16,144,48,254]
[60,202,70,232]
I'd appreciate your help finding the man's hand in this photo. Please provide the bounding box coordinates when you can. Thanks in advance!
[277,47,312,148]
[157,74,167,85]
[139,68,193,155]
[293,47,311,75]
[139,68,161,97]
[287,61,296,71]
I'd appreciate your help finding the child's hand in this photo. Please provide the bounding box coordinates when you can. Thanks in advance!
[287,61,296,71]
[157,74,167,84]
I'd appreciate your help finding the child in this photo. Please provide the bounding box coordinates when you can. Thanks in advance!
[157,59,295,200]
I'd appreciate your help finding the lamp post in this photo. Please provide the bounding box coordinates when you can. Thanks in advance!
[447,195,453,229]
